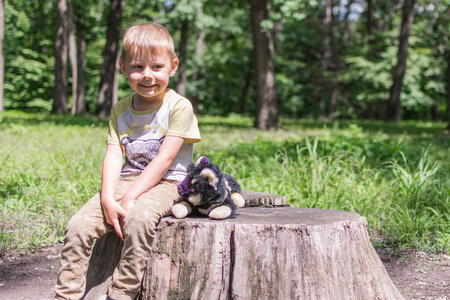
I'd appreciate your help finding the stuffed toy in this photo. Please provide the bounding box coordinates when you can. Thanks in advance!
[172,156,245,219]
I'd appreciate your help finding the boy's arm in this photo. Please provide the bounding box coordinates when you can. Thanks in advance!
[120,135,185,213]
[100,143,127,239]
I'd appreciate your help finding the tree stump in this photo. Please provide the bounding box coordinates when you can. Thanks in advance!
[83,193,404,300]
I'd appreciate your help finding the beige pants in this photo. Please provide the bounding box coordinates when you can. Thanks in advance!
[54,177,179,300]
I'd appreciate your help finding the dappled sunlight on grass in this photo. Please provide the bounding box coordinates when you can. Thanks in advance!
[1,112,449,256]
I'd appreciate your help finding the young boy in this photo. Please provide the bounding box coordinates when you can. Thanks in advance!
[54,23,201,300]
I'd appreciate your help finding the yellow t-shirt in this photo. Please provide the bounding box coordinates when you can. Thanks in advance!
[107,89,201,181]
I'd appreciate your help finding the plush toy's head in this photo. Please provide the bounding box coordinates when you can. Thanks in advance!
[178,156,227,206]
[174,156,244,219]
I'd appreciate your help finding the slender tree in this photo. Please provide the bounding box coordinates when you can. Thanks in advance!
[250,0,279,130]
[366,0,374,36]
[438,4,450,129]
[447,49,450,130]
[319,0,334,119]
[0,0,4,112]
[342,0,354,47]
[96,0,124,118]
[74,20,87,115]
[52,0,69,114]
[68,2,78,116]
[387,0,416,121]
[190,3,207,114]
[326,0,339,119]
[176,19,189,97]
[71,1,87,115]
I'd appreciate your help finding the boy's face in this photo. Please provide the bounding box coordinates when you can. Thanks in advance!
[120,51,179,105]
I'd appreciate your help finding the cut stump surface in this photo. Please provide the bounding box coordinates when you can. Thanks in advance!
[84,195,404,300]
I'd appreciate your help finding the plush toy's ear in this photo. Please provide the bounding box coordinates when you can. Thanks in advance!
[195,156,209,166]
[177,174,192,197]
[200,168,219,188]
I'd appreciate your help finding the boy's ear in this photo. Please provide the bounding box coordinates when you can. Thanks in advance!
[119,60,129,78]
[170,58,179,77]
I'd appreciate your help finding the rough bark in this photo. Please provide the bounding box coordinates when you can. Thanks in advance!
[96,0,124,118]
[72,20,87,116]
[83,194,403,300]
[141,208,403,300]
[250,0,279,131]
[52,0,69,114]
[387,0,416,122]
[83,192,287,298]
[240,191,289,207]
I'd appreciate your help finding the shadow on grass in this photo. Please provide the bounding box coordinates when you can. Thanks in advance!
[0,110,108,128]
[1,111,448,165]
[282,119,449,137]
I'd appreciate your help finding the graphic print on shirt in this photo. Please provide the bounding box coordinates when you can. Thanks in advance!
[122,136,165,172]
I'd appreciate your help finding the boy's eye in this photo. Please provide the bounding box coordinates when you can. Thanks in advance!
[152,65,163,70]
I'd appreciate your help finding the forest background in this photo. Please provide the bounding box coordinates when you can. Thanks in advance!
[0,0,450,257]
[0,0,450,126]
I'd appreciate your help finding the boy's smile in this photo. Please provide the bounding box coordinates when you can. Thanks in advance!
[120,52,179,110]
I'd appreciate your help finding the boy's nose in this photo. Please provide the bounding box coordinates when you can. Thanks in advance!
[142,67,153,79]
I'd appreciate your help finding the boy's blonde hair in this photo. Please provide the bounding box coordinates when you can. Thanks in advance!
[120,23,177,63]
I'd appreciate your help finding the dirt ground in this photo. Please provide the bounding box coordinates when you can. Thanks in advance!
[0,245,448,300]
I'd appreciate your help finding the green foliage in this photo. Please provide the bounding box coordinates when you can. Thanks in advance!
[197,117,450,252]
[384,152,450,250]
[1,113,449,256]
[0,111,107,256]
[3,1,55,112]
[151,0,254,115]
[3,0,450,120]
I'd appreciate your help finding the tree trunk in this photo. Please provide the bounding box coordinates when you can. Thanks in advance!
[67,3,77,116]
[52,0,69,115]
[239,67,252,115]
[387,0,415,122]
[366,0,374,38]
[82,194,403,300]
[72,20,87,115]
[176,19,189,97]
[250,0,279,131]
[96,0,124,118]
[320,0,333,120]
[446,49,450,130]
[443,9,450,130]
[431,105,439,122]
[190,4,207,114]
[328,0,339,120]
[342,0,354,47]
[0,0,4,112]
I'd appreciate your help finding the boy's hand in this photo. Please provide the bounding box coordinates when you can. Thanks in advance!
[102,200,127,239]
[120,195,136,214]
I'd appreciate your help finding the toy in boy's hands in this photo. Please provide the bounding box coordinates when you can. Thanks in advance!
[172,156,245,219]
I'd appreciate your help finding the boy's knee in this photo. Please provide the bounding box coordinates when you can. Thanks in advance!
[124,207,160,236]
[65,215,96,241]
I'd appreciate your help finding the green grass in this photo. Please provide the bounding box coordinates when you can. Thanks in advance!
[1,111,449,257]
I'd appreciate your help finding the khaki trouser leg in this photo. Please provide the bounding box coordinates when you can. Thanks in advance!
[54,178,178,300]
[108,180,178,300]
